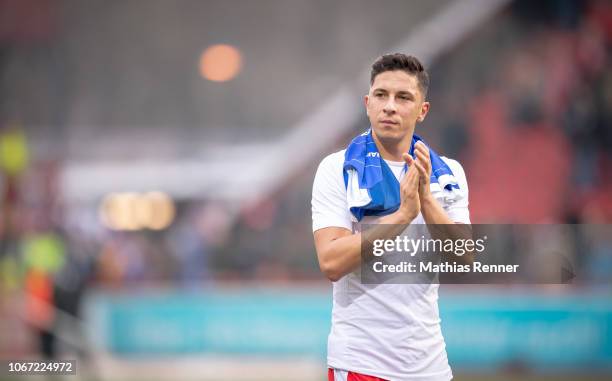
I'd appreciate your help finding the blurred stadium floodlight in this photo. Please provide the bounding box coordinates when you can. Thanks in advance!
[61,0,511,207]
[199,44,243,82]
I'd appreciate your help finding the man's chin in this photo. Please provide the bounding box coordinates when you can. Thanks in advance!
[373,129,402,143]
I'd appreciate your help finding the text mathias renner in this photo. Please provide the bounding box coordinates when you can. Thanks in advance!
[372,261,519,273]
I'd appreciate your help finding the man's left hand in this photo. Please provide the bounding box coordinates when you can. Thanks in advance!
[404,141,432,202]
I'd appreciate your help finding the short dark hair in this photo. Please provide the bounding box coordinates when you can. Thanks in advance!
[370,53,429,98]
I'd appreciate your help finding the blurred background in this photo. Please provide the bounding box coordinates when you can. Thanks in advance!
[0,0,611,380]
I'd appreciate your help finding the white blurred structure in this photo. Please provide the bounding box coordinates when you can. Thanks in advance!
[60,0,511,207]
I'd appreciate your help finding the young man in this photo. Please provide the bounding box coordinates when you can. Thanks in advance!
[311,54,470,381]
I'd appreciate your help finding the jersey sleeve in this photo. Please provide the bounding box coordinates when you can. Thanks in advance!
[442,158,471,224]
[311,151,353,232]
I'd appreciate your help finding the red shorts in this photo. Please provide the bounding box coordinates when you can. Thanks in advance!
[328,368,388,381]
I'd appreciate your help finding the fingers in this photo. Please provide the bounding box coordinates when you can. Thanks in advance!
[400,152,421,218]
[403,148,430,182]
[402,153,417,181]
[414,143,431,177]
[401,156,419,189]
[414,149,429,164]
[402,153,416,176]
[405,144,430,166]
[398,143,431,219]
[414,142,430,163]
[415,141,430,158]
[402,152,414,166]
[412,160,428,180]
[401,168,419,202]
[405,160,419,184]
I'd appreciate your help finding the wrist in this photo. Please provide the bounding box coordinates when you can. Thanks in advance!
[392,208,418,224]
[420,191,435,205]
[420,193,439,211]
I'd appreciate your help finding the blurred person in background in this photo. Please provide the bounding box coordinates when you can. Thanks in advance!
[0,123,29,290]
[462,0,612,223]
[19,159,63,359]
[168,206,212,287]
[21,217,65,359]
[312,54,471,381]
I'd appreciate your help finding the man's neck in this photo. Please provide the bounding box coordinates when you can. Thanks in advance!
[373,133,413,162]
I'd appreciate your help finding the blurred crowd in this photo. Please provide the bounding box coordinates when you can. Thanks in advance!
[454,0,612,223]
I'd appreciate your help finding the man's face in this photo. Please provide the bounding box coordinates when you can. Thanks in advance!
[365,70,429,145]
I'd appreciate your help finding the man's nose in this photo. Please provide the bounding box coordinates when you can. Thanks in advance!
[383,98,397,114]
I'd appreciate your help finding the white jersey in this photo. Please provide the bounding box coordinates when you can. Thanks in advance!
[311,150,471,381]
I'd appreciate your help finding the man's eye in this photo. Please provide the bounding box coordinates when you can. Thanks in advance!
[375,93,385,98]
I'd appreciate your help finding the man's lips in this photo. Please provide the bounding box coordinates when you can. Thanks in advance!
[380,120,399,125]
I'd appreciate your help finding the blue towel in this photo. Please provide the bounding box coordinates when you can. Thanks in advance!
[343,128,460,222]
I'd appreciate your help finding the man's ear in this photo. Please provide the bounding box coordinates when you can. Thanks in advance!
[364,94,370,116]
[418,101,430,122]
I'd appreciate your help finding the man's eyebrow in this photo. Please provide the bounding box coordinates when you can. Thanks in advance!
[396,90,415,97]
[372,88,388,93]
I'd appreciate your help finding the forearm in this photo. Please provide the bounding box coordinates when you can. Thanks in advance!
[421,195,474,264]
[420,195,454,225]
[317,211,416,281]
